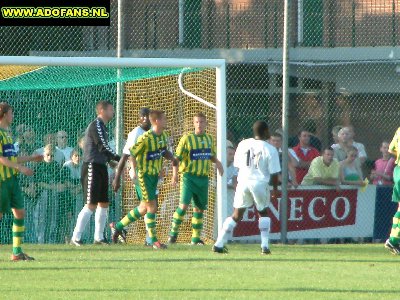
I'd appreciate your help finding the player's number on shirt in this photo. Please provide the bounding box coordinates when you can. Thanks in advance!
[246,148,261,169]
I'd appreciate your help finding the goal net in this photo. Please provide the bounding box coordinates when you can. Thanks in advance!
[0,57,226,245]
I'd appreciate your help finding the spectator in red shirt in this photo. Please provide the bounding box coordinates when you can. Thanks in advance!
[292,129,320,183]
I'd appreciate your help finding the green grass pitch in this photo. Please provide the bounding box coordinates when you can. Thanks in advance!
[0,243,397,299]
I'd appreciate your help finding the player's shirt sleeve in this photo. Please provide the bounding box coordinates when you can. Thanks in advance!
[267,145,281,175]
[130,133,146,157]
[123,128,142,155]
[233,141,245,169]
[92,119,121,162]
[175,134,188,161]
[389,128,400,155]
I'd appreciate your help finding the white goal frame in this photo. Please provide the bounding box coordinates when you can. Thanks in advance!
[0,56,228,237]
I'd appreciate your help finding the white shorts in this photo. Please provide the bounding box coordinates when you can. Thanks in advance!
[233,180,270,212]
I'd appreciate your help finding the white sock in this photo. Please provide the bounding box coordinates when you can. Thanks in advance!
[259,217,271,248]
[144,215,152,243]
[214,217,237,248]
[72,206,93,241]
[94,207,109,241]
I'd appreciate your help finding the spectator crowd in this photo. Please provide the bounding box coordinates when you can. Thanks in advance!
[5,120,396,244]
[226,121,395,209]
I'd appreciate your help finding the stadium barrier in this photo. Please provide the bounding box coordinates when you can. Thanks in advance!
[230,185,396,243]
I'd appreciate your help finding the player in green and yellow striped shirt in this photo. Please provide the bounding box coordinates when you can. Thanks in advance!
[110,110,178,249]
[168,112,224,245]
[0,102,43,261]
[385,127,400,254]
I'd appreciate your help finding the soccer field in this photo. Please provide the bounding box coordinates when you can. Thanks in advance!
[0,243,397,300]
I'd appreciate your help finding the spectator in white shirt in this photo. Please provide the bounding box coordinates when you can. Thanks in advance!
[56,131,74,162]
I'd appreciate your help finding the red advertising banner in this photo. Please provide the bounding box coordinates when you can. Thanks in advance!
[233,189,358,237]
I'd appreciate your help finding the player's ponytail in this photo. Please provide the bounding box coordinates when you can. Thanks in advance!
[0,102,12,120]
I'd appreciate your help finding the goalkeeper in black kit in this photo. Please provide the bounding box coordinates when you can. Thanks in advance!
[71,100,120,246]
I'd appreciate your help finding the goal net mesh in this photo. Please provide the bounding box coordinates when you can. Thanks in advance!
[0,65,217,245]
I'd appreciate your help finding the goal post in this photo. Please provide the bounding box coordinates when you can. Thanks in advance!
[0,56,227,244]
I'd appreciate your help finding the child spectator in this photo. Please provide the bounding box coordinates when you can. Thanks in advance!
[33,144,63,243]
[58,148,83,243]
[371,141,395,185]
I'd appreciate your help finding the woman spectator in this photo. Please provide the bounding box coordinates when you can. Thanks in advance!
[339,146,366,187]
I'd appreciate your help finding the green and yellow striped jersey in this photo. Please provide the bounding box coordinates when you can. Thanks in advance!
[0,128,18,181]
[390,127,400,166]
[130,130,169,176]
[175,132,216,176]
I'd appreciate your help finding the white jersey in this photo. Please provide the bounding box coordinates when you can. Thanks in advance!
[234,138,281,183]
[123,126,146,155]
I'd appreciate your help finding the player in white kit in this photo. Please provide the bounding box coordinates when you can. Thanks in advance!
[213,120,281,254]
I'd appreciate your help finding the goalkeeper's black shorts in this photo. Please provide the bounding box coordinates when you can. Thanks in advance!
[81,162,109,204]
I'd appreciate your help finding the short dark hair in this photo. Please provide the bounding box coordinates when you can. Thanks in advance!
[323,146,334,153]
[149,110,165,122]
[253,120,269,137]
[0,102,12,120]
[139,107,150,117]
[96,100,113,114]
[297,128,310,137]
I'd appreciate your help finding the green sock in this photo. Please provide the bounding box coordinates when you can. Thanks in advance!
[13,218,24,255]
[191,212,203,243]
[145,213,158,243]
[170,207,186,237]
[389,211,400,245]
[116,207,142,231]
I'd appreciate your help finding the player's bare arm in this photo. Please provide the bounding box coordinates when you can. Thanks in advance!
[17,154,43,163]
[0,157,34,176]
[161,148,179,186]
[211,156,224,176]
[270,172,279,199]
[129,155,138,183]
[112,153,129,192]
